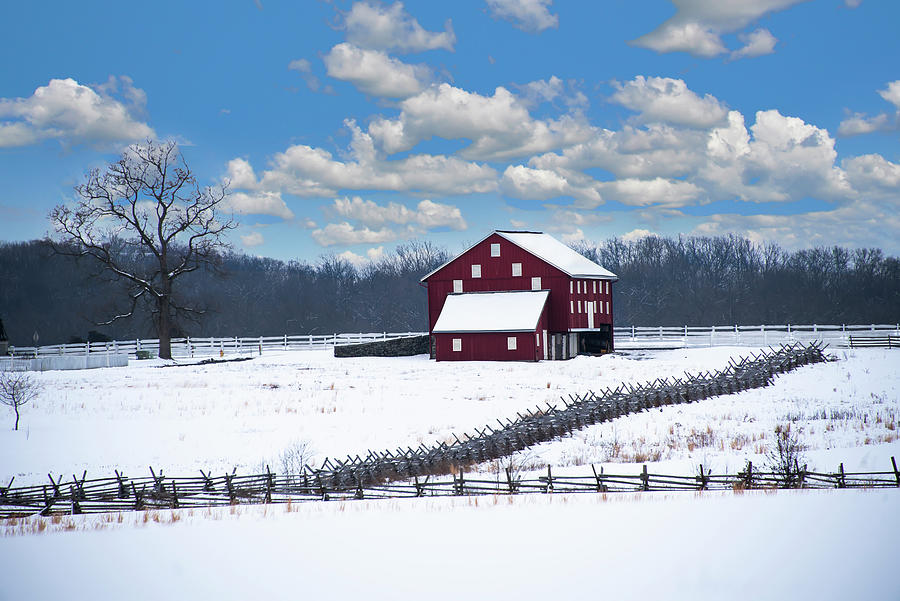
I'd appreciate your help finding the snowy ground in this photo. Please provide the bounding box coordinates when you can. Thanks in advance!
[1,347,899,601]
[1,347,897,485]
[2,489,898,601]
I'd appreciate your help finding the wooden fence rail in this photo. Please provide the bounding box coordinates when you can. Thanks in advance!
[2,458,897,518]
[1,342,853,518]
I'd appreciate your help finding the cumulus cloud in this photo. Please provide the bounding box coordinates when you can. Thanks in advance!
[336,246,386,267]
[232,120,496,201]
[631,0,808,58]
[368,83,593,160]
[839,80,900,136]
[311,222,399,246]
[610,76,729,128]
[324,43,432,98]
[486,0,558,33]
[0,77,154,148]
[620,228,657,242]
[342,1,455,52]
[226,191,295,220]
[516,76,588,109]
[240,231,265,247]
[730,28,777,61]
[332,196,466,230]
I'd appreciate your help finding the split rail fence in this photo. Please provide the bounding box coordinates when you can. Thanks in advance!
[4,324,897,362]
[3,342,866,518]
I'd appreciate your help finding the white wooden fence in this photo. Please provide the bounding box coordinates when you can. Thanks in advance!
[613,323,900,349]
[3,324,898,360]
[5,332,426,360]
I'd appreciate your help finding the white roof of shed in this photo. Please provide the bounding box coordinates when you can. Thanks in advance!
[432,290,549,333]
[420,230,617,282]
[496,231,618,279]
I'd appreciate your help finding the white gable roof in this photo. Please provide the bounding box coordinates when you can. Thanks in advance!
[420,230,617,281]
[496,231,618,279]
[433,290,549,333]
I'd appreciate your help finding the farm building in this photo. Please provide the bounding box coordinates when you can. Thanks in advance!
[421,231,618,361]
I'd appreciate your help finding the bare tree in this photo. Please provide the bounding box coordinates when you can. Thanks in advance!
[49,141,235,359]
[0,370,41,431]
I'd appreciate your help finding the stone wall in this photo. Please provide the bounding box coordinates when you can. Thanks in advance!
[334,335,430,358]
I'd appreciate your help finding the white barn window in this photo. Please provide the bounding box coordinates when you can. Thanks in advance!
[578,300,582,313]
[593,281,597,293]
[606,301,610,314]
[452,338,462,352]
[507,336,517,350]
[512,262,522,277]
[570,281,573,293]
[531,277,541,290]
[606,281,609,295]
[472,264,481,278]
[577,281,581,293]
[490,243,500,257]
[453,279,463,293]
[570,300,574,314]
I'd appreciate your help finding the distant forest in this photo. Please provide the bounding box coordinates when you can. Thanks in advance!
[1,235,898,346]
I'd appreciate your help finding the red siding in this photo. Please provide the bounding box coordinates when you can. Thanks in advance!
[434,332,538,361]
[425,233,614,335]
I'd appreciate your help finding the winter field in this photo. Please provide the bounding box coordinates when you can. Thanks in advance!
[1,346,899,600]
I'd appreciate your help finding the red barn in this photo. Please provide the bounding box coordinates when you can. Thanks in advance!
[421,230,618,361]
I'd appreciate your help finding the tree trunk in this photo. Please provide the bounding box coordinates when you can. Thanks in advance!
[158,295,172,360]
[13,403,19,431]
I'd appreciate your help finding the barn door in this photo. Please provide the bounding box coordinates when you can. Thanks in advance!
[542,329,548,360]
[587,302,595,329]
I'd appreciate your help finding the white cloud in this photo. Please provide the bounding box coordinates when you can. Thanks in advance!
[342,1,455,52]
[838,113,891,136]
[560,228,585,244]
[501,164,602,206]
[621,228,656,242]
[288,58,323,92]
[368,83,593,160]
[311,222,399,246]
[843,154,900,191]
[730,28,777,61]
[486,0,558,33]
[599,177,702,207]
[845,0,862,7]
[226,191,295,220]
[240,231,265,247]
[0,77,154,148]
[879,80,900,109]
[246,120,497,198]
[324,43,431,98]
[516,76,588,109]
[838,80,900,137]
[336,245,386,267]
[226,158,259,190]
[610,76,729,128]
[631,0,808,58]
[331,196,466,230]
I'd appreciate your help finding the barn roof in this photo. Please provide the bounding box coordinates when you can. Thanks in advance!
[420,230,617,282]
[495,231,618,279]
[432,290,549,333]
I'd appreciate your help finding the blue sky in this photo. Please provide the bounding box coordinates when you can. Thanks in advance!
[1,0,899,263]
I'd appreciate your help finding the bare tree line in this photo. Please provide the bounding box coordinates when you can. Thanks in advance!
[0,234,898,346]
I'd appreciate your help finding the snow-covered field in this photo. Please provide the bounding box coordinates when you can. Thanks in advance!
[2,346,899,601]
[2,347,897,484]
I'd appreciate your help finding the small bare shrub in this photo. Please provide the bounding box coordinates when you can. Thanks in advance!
[0,370,42,431]
[766,423,806,488]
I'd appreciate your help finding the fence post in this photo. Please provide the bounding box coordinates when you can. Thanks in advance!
[892,457,899,487]
[641,464,649,491]
[631,325,635,341]
[762,324,766,345]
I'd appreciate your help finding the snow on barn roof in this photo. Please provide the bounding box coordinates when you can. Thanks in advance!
[432,290,549,333]
[420,230,617,281]
[495,231,617,279]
